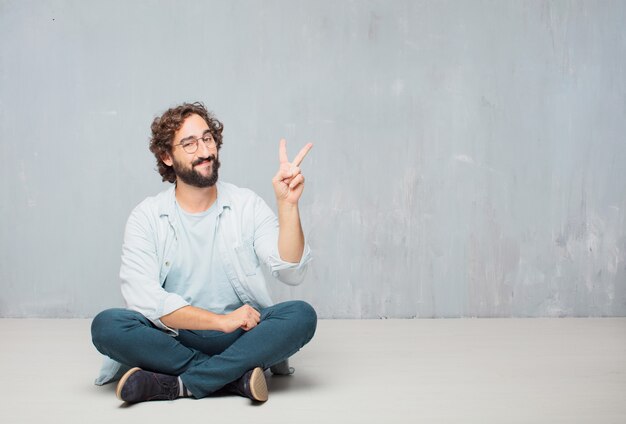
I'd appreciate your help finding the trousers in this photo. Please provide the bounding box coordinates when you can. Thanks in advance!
[91,300,317,398]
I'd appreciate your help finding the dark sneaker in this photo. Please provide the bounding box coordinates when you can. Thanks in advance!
[225,367,268,402]
[116,367,185,403]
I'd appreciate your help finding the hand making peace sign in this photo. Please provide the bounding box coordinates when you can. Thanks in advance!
[272,139,313,205]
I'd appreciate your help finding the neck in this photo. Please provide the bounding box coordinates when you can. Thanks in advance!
[174,181,218,213]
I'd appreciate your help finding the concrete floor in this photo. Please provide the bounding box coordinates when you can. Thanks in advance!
[0,317,624,424]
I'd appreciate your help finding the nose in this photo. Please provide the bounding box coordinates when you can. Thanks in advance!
[196,138,212,156]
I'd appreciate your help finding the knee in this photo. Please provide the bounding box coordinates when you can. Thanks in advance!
[288,300,317,341]
[91,308,142,348]
[91,308,120,347]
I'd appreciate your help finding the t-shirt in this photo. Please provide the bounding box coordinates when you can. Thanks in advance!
[163,199,243,315]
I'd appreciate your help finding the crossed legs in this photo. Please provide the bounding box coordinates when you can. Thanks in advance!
[91,300,317,399]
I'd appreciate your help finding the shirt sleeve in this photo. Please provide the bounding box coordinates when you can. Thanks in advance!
[119,205,189,336]
[250,193,312,286]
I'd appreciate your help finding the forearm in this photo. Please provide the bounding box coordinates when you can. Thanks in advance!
[160,305,225,331]
[277,201,305,263]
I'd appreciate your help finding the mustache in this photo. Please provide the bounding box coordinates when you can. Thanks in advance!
[192,155,216,166]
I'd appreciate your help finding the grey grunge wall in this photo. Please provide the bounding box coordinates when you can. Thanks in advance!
[1,0,625,318]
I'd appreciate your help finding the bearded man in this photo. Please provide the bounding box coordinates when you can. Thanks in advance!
[91,102,316,403]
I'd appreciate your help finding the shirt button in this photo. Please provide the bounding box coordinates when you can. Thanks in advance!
[165,261,170,266]
[272,271,279,277]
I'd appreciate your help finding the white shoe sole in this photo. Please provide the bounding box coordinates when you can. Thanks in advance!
[249,367,268,402]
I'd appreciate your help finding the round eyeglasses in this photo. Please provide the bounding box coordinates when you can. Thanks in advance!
[174,133,217,154]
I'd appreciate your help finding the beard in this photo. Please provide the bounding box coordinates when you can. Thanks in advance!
[172,154,220,188]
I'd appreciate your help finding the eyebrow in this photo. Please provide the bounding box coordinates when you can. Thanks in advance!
[179,129,212,143]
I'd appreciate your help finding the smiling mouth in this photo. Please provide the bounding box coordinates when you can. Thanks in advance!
[194,157,214,167]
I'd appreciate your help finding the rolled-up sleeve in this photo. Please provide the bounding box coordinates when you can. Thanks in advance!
[250,194,312,286]
[119,206,189,336]
[266,243,312,285]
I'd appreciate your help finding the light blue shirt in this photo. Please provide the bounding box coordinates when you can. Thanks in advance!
[165,199,243,314]
[119,181,312,335]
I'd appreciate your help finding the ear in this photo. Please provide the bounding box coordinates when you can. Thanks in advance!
[161,151,173,167]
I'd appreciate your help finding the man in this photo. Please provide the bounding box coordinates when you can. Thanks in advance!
[91,102,316,404]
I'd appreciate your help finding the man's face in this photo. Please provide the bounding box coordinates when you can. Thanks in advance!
[164,114,220,188]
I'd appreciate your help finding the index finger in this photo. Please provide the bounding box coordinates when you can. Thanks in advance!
[279,138,289,164]
[292,143,313,167]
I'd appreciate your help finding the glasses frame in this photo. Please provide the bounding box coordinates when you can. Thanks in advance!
[174,132,217,154]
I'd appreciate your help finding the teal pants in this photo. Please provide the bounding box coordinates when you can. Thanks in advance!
[91,300,317,398]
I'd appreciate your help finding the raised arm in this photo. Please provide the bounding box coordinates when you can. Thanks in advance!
[271,139,313,263]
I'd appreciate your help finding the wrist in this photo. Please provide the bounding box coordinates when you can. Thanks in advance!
[276,199,299,211]
[215,314,227,332]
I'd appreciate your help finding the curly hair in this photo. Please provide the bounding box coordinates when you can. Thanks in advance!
[149,102,224,183]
